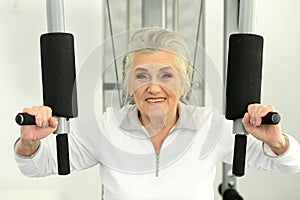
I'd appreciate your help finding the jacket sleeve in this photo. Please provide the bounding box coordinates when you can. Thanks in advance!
[219,116,300,174]
[14,131,99,177]
[246,133,300,174]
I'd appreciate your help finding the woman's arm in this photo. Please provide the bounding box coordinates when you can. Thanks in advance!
[14,106,99,177]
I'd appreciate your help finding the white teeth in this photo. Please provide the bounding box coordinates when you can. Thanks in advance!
[146,98,165,102]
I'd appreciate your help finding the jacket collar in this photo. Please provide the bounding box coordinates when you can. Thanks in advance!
[118,102,199,133]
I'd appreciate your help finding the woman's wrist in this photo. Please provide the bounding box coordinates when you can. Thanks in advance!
[267,135,289,155]
[15,138,41,157]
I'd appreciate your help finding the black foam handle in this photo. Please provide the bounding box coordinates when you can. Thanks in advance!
[223,188,244,200]
[225,33,264,120]
[15,113,36,125]
[40,32,78,118]
[261,112,281,124]
[218,184,244,200]
[56,134,70,175]
[232,134,247,177]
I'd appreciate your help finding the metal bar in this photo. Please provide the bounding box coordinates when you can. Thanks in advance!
[46,0,69,135]
[221,0,258,196]
[127,0,133,32]
[103,83,122,90]
[172,0,179,30]
[55,117,70,134]
[222,162,236,188]
[201,0,206,106]
[238,0,257,33]
[46,0,65,32]
[223,0,239,82]
[142,0,165,28]
[106,0,122,108]
[45,0,70,175]
[221,0,239,196]
[162,0,167,28]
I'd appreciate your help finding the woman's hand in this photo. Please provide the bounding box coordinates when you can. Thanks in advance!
[16,106,58,156]
[242,104,289,155]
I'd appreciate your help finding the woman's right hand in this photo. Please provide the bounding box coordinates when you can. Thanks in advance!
[16,106,58,156]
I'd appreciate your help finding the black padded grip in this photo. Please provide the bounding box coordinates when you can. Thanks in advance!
[15,113,36,125]
[223,188,244,200]
[40,32,78,118]
[56,134,70,175]
[232,134,247,177]
[226,33,264,120]
[261,112,281,124]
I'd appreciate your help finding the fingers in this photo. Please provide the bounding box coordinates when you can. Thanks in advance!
[23,106,53,128]
[49,116,58,128]
[21,106,58,141]
[245,104,275,127]
[242,112,250,126]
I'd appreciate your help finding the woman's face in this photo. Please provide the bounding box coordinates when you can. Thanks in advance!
[128,51,184,125]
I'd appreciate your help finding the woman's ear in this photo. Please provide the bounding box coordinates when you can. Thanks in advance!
[128,81,134,96]
[179,76,189,98]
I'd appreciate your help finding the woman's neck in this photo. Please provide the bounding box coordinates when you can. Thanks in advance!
[139,107,178,133]
[139,107,179,152]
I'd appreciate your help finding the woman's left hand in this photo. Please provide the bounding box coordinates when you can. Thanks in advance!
[242,104,289,155]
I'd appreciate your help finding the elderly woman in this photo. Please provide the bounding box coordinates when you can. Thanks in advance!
[15,28,300,200]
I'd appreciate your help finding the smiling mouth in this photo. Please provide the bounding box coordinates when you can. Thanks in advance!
[146,98,166,103]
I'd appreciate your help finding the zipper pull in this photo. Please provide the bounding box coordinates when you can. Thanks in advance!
[155,152,160,177]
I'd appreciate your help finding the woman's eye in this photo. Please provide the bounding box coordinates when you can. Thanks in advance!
[161,73,173,79]
[136,74,149,79]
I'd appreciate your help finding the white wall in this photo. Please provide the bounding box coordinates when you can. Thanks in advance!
[240,1,300,199]
[206,0,300,199]
[1,0,299,200]
[0,0,102,199]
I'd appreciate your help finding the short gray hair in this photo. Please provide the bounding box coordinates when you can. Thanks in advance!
[123,27,192,101]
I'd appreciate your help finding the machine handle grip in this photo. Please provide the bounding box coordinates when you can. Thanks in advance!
[15,112,70,175]
[232,134,247,177]
[15,113,36,125]
[56,134,70,175]
[232,112,281,177]
[261,112,281,124]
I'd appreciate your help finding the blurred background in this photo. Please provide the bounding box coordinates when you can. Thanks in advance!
[1,0,299,199]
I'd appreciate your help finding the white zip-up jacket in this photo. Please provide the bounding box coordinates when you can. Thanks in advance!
[15,103,300,200]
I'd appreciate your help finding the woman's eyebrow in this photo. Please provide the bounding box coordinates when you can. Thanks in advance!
[133,66,175,73]
[159,66,174,72]
[134,67,149,73]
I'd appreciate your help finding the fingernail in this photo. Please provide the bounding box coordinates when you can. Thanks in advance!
[250,119,256,126]
[42,122,49,128]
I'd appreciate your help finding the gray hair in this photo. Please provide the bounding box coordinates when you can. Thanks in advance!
[123,27,193,102]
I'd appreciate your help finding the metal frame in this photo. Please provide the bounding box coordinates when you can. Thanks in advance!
[142,0,167,28]
[45,0,72,176]
[221,0,258,198]
[45,0,70,136]
[46,0,65,32]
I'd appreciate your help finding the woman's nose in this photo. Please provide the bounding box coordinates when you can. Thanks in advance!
[147,83,162,94]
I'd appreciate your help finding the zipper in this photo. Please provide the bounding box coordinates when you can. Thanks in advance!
[153,127,176,177]
[155,151,160,177]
